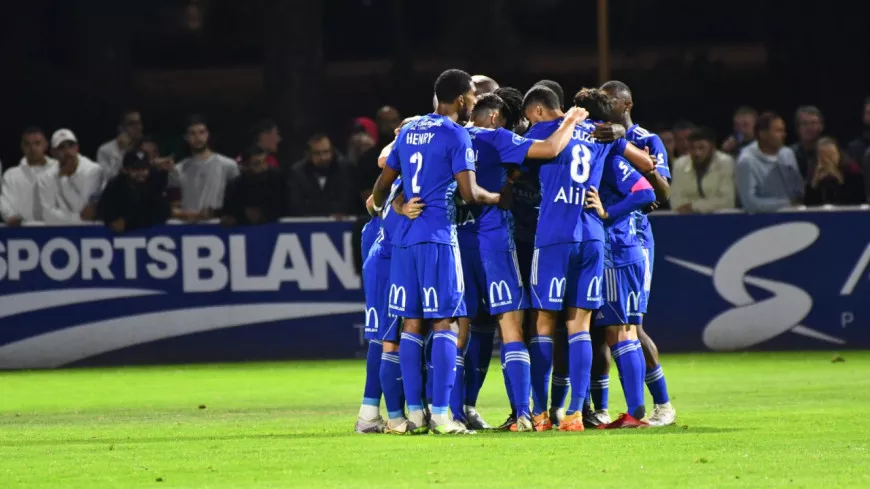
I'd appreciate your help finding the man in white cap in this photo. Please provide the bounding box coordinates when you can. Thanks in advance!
[1,127,58,225]
[37,128,105,224]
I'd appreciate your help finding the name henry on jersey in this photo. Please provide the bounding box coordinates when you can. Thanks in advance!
[405,132,435,145]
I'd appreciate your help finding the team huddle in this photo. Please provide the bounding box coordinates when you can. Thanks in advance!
[355,69,675,434]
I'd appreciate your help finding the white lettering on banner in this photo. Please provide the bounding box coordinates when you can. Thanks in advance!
[666,222,846,351]
[0,231,360,293]
[489,280,512,307]
[841,242,870,296]
[841,312,854,328]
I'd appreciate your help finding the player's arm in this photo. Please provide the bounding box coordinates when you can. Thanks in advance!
[525,107,588,159]
[586,160,655,220]
[391,192,425,219]
[621,143,670,203]
[372,140,402,212]
[455,170,501,206]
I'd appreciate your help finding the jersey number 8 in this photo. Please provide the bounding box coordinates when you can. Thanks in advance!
[570,144,591,184]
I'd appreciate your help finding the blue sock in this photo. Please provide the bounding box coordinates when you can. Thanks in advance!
[399,332,425,414]
[503,341,532,419]
[645,364,670,405]
[362,340,383,408]
[551,375,570,411]
[634,340,647,385]
[379,351,404,420]
[612,340,644,417]
[528,335,554,416]
[449,353,467,422]
[566,332,592,415]
[424,331,434,406]
[501,344,516,414]
[430,330,459,417]
[590,374,610,411]
[464,324,495,408]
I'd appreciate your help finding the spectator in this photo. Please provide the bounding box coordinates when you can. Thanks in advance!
[672,120,696,158]
[722,106,757,157]
[355,106,402,208]
[346,117,377,165]
[221,144,286,226]
[736,112,804,213]
[805,137,865,206]
[846,97,870,164]
[97,109,144,179]
[97,150,170,232]
[239,119,281,169]
[670,127,736,213]
[139,136,161,163]
[655,125,676,165]
[1,127,58,225]
[790,106,825,178]
[38,129,104,224]
[169,115,240,222]
[287,133,355,217]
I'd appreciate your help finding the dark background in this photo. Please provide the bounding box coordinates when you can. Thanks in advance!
[1,0,867,165]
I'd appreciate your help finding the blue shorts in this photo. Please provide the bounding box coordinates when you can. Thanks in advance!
[515,241,535,290]
[389,243,466,319]
[640,246,653,314]
[461,246,528,318]
[530,241,604,311]
[596,261,645,327]
[363,253,400,341]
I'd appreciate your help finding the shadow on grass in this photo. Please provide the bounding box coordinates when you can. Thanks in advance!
[0,425,736,447]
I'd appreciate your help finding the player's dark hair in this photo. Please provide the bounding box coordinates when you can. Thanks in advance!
[434,69,473,104]
[22,126,45,137]
[688,127,716,144]
[600,80,632,101]
[794,105,824,127]
[572,88,615,122]
[523,86,561,112]
[494,87,524,131]
[734,106,757,117]
[673,120,696,132]
[534,80,564,109]
[755,112,782,137]
[242,144,267,163]
[472,93,505,116]
[185,114,208,131]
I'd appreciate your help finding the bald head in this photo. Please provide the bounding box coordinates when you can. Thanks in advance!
[472,75,499,97]
[376,106,401,137]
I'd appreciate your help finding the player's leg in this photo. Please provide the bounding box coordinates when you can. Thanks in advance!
[639,246,676,426]
[585,326,612,427]
[549,320,569,427]
[390,245,428,434]
[423,243,474,435]
[464,313,497,429]
[380,339,407,433]
[559,241,604,432]
[498,240,534,429]
[356,252,386,433]
[450,246,483,425]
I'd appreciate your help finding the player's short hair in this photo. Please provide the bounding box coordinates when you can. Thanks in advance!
[241,144,267,163]
[185,114,208,131]
[673,120,696,132]
[523,86,561,112]
[22,126,45,138]
[572,88,614,122]
[755,112,782,137]
[472,93,505,116]
[494,87,524,131]
[688,127,716,144]
[734,106,757,117]
[600,80,632,101]
[534,80,564,109]
[434,69,473,104]
[794,105,824,126]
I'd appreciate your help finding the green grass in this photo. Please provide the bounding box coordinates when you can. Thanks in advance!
[1,352,869,488]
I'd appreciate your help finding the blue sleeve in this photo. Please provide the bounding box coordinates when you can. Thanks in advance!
[606,188,656,221]
[452,127,477,175]
[647,135,670,180]
[608,138,628,156]
[610,156,643,195]
[386,140,402,172]
[494,128,535,164]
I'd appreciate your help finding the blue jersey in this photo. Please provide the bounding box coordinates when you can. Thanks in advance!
[361,216,381,262]
[626,124,670,249]
[386,114,476,247]
[599,156,647,268]
[526,118,627,247]
[374,177,405,259]
[510,164,541,247]
[457,127,534,251]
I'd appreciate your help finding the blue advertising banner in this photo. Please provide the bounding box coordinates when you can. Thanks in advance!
[644,209,870,352]
[1,210,868,369]
[0,221,367,369]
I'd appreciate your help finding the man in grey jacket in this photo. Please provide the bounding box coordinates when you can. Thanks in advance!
[736,112,805,212]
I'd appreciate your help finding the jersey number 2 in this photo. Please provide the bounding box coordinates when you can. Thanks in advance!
[410,152,423,194]
[570,144,591,184]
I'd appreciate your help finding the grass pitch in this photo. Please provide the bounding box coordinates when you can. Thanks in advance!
[1,351,869,488]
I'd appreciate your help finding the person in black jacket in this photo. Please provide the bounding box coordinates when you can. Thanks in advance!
[221,144,287,226]
[287,134,356,217]
[98,150,170,232]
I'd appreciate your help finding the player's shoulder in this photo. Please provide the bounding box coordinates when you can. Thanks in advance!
[628,124,661,144]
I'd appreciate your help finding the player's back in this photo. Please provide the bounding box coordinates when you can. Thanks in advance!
[626,124,670,248]
[527,118,625,247]
[388,114,471,247]
[599,155,645,268]
[374,177,405,259]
